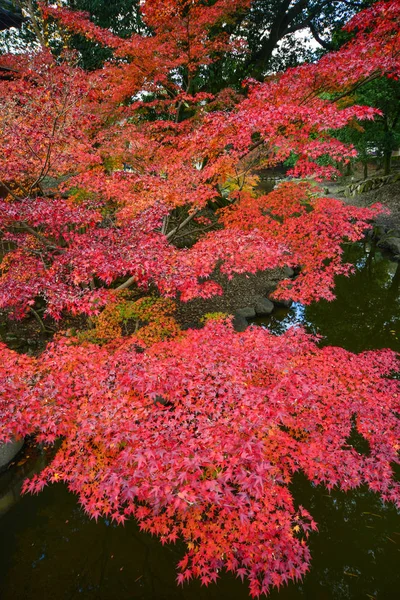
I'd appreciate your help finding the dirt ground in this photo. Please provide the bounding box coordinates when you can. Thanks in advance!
[325,179,400,232]
[175,267,286,328]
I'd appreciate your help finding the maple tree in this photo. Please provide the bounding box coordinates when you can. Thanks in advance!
[1,0,399,317]
[0,0,400,597]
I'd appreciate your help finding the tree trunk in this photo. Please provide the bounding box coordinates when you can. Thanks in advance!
[384,150,391,175]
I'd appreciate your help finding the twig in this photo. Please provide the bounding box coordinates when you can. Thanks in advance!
[29,307,47,332]
[166,209,201,239]
[116,276,136,291]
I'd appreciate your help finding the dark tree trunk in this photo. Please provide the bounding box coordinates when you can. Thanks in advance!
[384,150,391,175]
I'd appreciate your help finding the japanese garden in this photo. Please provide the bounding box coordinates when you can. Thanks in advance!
[0,1,399,598]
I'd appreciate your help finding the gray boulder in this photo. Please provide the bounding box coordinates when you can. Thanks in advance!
[282,267,295,278]
[377,237,400,256]
[232,314,248,332]
[273,298,293,308]
[236,307,256,319]
[254,297,274,316]
[0,438,24,470]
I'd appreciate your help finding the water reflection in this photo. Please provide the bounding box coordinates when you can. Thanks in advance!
[0,471,398,600]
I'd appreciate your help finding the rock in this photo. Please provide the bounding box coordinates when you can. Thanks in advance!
[254,297,274,316]
[273,298,293,308]
[232,314,248,332]
[236,307,256,319]
[377,236,400,256]
[344,173,400,197]
[375,225,389,239]
[282,267,295,278]
[4,335,18,341]
[0,438,24,470]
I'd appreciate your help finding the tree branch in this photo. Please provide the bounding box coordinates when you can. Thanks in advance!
[309,22,334,51]
[115,276,136,291]
[166,209,201,240]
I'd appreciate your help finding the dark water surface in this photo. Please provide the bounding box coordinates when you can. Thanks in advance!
[0,243,399,600]
[253,243,400,354]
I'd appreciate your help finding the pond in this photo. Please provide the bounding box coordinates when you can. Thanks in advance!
[0,243,399,600]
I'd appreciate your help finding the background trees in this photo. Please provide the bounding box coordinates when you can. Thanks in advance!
[336,78,400,177]
[0,1,374,75]
[214,0,374,81]
[0,0,23,31]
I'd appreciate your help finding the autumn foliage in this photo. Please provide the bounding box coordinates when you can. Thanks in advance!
[0,1,399,317]
[1,320,399,596]
[0,0,400,597]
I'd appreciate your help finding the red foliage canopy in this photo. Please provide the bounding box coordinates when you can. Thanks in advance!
[0,1,398,317]
[1,320,399,596]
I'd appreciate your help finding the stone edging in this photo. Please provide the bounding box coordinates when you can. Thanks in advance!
[0,438,24,470]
